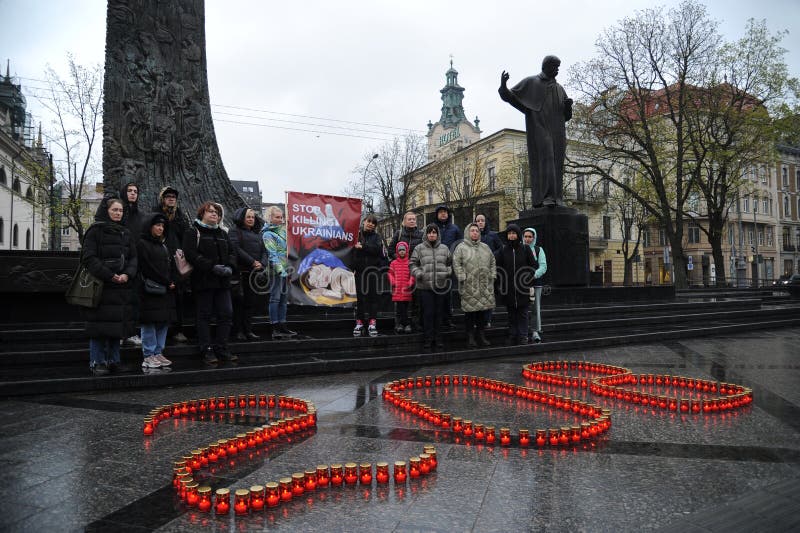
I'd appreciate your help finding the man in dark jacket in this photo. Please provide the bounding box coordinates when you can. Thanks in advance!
[496,223,536,345]
[153,186,191,342]
[120,182,145,347]
[434,205,462,328]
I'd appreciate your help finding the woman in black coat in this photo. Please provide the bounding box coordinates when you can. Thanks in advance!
[137,212,176,369]
[495,223,536,345]
[82,197,138,376]
[183,201,237,365]
[352,213,388,337]
[229,207,268,341]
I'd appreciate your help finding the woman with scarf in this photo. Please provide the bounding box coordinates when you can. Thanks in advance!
[183,201,237,365]
[495,223,536,345]
[229,207,268,341]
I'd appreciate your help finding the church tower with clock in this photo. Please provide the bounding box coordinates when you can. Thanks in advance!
[426,60,482,161]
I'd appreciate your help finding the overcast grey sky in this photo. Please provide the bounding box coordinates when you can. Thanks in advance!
[2,0,798,203]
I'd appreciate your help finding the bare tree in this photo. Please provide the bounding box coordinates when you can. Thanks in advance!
[37,55,103,243]
[347,133,427,218]
[427,149,491,220]
[568,0,721,289]
[607,177,649,285]
[683,19,798,286]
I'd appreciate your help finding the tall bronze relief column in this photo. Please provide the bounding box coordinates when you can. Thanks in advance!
[102,0,245,218]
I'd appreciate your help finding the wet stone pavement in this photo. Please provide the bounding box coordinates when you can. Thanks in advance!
[1,328,799,532]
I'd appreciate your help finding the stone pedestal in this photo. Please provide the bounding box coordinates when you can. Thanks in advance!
[511,206,589,287]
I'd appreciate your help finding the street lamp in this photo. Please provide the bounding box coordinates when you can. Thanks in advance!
[362,153,379,213]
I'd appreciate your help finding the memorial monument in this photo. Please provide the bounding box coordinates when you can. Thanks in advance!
[499,56,589,287]
[102,0,245,217]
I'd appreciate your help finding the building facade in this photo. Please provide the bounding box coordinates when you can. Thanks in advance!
[0,66,52,251]
[230,180,263,210]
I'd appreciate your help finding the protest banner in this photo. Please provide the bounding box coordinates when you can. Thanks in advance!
[285,191,361,306]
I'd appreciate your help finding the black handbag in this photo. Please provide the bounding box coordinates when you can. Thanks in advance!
[65,265,104,308]
[143,277,167,295]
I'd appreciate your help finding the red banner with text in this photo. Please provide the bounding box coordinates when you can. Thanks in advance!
[285,191,362,306]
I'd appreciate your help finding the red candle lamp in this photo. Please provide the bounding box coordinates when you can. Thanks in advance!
[409,457,421,479]
[214,488,231,515]
[246,431,257,448]
[394,461,407,483]
[558,427,570,446]
[418,453,431,474]
[535,429,547,447]
[143,417,154,435]
[316,465,330,487]
[499,427,511,447]
[258,394,267,408]
[330,464,344,486]
[443,374,451,385]
[249,485,265,511]
[237,395,247,409]
[571,426,581,443]
[474,423,485,440]
[197,486,212,512]
[226,439,238,456]
[173,467,188,489]
[424,375,432,387]
[185,481,199,507]
[265,482,280,507]
[190,450,202,471]
[180,401,189,415]
[216,440,228,459]
[434,375,442,386]
[359,463,373,484]
[668,399,678,411]
[485,426,496,445]
[304,470,317,491]
[344,463,358,485]
[279,478,293,501]
[236,434,248,452]
[519,429,530,447]
[452,417,463,434]
[548,428,560,446]
[268,394,276,408]
[679,398,690,413]
[440,413,451,429]
[291,473,305,495]
[234,489,249,515]
[423,447,437,471]
[179,477,193,500]
[462,420,474,437]
[376,462,390,484]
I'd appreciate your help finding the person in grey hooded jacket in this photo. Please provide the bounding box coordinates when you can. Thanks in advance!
[410,223,452,352]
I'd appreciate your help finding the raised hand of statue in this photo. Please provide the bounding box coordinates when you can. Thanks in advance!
[501,70,510,88]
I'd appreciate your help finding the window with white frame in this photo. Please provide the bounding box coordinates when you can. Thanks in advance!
[758,227,765,246]
[767,227,773,246]
[743,196,749,212]
[642,226,651,247]
[748,229,754,245]
[753,194,759,213]
[782,167,789,188]
[761,167,767,183]
[486,163,496,192]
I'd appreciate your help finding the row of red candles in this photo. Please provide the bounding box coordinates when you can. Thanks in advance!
[173,446,437,515]
[521,361,753,413]
[383,375,611,446]
[142,394,312,436]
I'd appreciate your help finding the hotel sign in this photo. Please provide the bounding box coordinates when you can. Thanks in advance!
[439,127,460,147]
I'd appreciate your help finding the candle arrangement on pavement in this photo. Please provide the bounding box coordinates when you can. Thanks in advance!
[144,392,438,522]
[521,361,753,414]
[382,374,611,447]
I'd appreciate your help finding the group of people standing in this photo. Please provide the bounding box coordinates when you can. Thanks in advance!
[353,205,548,353]
[77,182,294,375]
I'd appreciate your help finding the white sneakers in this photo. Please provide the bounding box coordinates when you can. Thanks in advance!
[142,354,172,369]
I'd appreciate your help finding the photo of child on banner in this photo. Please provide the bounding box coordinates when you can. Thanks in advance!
[285,192,362,306]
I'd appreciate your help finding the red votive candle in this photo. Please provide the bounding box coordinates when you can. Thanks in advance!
[394,461,407,483]
[376,462,390,484]
[291,473,305,495]
[474,424,485,440]
[279,478,292,502]
[519,429,530,447]
[462,420,474,437]
[197,486,212,512]
[258,394,267,408]
[452,417,463,434]
[359,463,372,484]
[485,426,496,445]
[303,470,317,491]
[535,429,547,447]
[409,457,421,479]
[500,427,511,446]
[249,485,264,511]
[143,417,154,435]
[330,464,344,486]
[265,482,280,507]
[316,465,330,487]
[234,489,249,515]
[344,463,358,485]
[424,448,437,471]
[214,488,230,515]
[548,428,560,446]
[185,481,199,507]
[418,454,431,475]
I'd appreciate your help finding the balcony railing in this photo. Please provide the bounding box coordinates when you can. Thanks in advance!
[783,244,797,252]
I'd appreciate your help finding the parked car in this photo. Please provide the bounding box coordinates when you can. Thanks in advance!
[772,274,792,286]
[777,274,800,298]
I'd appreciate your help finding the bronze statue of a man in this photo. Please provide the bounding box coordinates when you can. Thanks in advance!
[499,55,573,208]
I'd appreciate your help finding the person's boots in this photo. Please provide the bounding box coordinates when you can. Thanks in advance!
[477,331,491,347]
[467,332,477,348]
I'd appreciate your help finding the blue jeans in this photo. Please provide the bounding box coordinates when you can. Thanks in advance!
[89,338,121,367]
[141,323,169,357]
[269,275,289,324]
